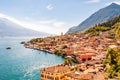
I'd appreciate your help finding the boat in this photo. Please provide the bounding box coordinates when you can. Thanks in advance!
[20,41,25,44]
[6,47,11,50]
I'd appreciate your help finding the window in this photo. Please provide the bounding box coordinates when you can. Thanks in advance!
[88,58,91,60]
[41,74,44,77]
[82,58,86,62]
[55,77,59,80]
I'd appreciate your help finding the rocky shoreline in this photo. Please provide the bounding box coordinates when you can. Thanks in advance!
[24,44,54,54]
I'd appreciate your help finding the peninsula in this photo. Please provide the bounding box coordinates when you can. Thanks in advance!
[24,15,120,80]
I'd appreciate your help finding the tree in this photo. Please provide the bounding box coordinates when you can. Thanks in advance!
[64,58,72,66]
[62,45,68,49]
[114,23,120,40]
[54,49,66,57]
[103,48,120,79]
[37,38,44,42]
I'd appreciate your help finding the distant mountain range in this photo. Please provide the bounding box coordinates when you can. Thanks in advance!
[0,17,50,37]
[67,3,120,33]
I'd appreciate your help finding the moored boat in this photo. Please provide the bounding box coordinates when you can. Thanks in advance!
[6,47,11,50]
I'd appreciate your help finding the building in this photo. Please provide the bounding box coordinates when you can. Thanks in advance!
[40,64,73,80]
[63,72,94,80]
[77,53,96,62]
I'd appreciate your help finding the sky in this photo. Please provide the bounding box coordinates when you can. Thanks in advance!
[0,0,120,35]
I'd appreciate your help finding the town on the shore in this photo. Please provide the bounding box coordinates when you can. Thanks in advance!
[24,30,120,80]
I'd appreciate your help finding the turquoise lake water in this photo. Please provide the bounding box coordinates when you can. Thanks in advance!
[0,38,64,80]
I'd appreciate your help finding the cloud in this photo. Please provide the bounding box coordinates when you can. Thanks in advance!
[46,4,53,10]
[0,13,24,26]
[29,20,69,34]
[0,13,70,35]
[85,0,100,3]
[53,22,66,28]
[106,1,120,6]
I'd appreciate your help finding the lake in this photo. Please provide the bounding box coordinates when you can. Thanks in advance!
[0,38,64,80]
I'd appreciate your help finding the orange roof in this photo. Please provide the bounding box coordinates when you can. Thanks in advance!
[64,49,73,55]
[89,38,97,42]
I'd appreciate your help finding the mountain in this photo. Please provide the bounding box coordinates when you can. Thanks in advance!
[0,17,50,37]
[67,3,120,33]
[84,15,120,37]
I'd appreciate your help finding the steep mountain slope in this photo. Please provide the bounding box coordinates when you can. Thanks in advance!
[67,3,120,33]
[0,18,50,37]
[84,15,120,38]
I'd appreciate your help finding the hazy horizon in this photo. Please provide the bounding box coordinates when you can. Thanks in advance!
[0,0,120,34]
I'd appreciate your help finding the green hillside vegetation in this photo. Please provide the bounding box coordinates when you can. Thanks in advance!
[103,48,120,79]
[84,15,120,37]
[30,38,44,44]
[84,25,110,37]
[54,49,66,57]
[99,15,120,27]
[113,23,120,39]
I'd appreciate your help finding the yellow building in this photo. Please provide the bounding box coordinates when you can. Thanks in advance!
[63,72,94,80]
[40,64,73,80]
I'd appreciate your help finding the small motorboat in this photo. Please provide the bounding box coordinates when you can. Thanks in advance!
[20,41,25,44]
[6,47,11,50]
